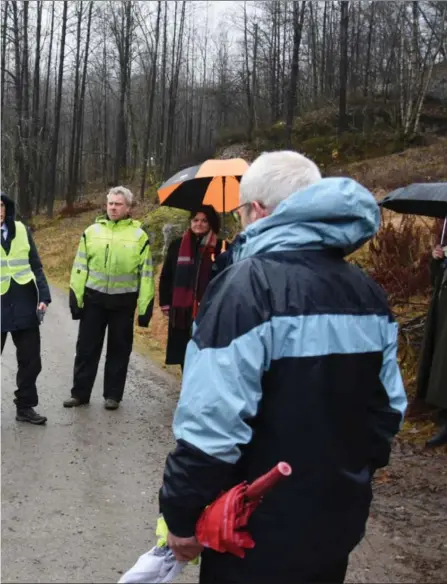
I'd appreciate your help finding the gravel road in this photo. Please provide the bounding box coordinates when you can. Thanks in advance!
[2,287,446,583]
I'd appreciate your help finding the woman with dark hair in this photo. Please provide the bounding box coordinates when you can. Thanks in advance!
[159,205,225,370]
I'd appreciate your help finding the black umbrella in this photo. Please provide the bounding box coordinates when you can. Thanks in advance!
[380,182,447,245]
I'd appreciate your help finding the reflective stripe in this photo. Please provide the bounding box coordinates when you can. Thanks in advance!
[73,262,87,271]
[14,267,33,278]
[0,259,7,267]
[87,271,138,284]
[108,286,138,294]
[6,258,29,267]
[109,274,138,283]
[141,270,153,278]
[87,269,138,284]
[0,276,8,282]
[77,251,87,259]
[86,282,138,295]
[144,259,153,268]
[88,269,105,279]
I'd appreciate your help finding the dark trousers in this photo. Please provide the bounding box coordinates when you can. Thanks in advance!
[71,301,134,403]
[1,327,41,409]
[199,554,349,584]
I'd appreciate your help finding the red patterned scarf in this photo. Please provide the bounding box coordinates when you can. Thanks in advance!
[171,229,217,329]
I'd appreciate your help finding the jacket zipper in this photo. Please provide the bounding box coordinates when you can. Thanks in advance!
[105,244,109,267]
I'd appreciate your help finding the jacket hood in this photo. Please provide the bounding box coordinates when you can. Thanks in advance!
[232,177,380,261]
[1,193,16,222]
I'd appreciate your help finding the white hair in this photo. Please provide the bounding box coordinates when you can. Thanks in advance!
[240,150,322,212]
[107,186,133,206]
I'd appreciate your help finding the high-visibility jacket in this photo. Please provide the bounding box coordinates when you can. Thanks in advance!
[70,217,154,318]
[0,221,36,295]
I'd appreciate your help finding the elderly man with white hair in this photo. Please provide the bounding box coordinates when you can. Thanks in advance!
[64,186,154,410]
[159,151,407,583]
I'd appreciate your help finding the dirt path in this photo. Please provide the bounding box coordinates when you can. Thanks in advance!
[1,287,446,583]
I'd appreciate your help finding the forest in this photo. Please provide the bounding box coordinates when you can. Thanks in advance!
[1,1,446,218]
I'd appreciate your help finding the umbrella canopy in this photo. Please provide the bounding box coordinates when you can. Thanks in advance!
[380,183,447,219]
[196,462,292,559]
[157,158,249,213]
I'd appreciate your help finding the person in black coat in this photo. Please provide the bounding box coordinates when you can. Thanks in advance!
[159,205,225,370]
[1,194,51,424]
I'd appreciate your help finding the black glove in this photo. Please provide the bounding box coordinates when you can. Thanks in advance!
[71,306,83,321]
[138,314,150,328]
[138,300,153,328]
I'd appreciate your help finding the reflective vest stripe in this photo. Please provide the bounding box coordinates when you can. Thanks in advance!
[0,258,29,267]
[87,270,138,284]
[86,282,138,295]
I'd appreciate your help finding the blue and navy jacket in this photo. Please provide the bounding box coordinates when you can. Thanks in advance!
[160,178,407,574]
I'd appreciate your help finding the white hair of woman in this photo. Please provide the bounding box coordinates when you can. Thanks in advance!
[107,186,134,206]
[240,150,322,212]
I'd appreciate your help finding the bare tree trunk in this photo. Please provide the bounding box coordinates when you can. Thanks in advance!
[286,2,306,148]
[338,1,349,136]
[309,2,319,104]
[67,1,83,208]
[72,1,93,202]
[163,0,186,178]
[243,1,253,141]
[12,2,32,218]
[139,0,161,199]
[47,0,68,217]
[113,1,133,184]
[196,4,209,150]
[158,0,168,164]
[363,2,375,98]
[1,1,9,129]
[36,0,55,214]
[252,23,258,136]
[30,0,42,208]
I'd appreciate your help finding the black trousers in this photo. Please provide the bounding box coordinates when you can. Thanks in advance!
[71,300,134,402]
[199,553,349,584]
[1,327,41,409]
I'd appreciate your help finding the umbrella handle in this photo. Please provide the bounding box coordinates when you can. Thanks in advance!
[245,462,292,501]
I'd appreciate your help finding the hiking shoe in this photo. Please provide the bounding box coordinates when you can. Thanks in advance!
[426,424,447,449]
[104,399,119,410]
[16,408,47,425]
[63,397,89,408]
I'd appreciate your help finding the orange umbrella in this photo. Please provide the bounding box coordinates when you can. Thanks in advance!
[157,158,249,213]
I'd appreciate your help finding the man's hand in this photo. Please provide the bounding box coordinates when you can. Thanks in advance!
[433,245,445,260]
[161,306,170,318]
[167,531,203,562]
[38,302,47,312]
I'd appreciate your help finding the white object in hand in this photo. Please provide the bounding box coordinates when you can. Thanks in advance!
[118,545,186,584]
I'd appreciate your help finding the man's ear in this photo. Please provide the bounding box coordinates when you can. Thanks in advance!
[252,201,268,219]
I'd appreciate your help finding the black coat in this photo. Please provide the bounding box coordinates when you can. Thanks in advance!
[159,236,225,366]
[1,194,51,333]
[416,258,447,409]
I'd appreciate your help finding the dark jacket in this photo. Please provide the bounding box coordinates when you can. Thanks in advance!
[159,178,407,582]
[159,235,225,366]
[416,257,447,409]
[1,194,51,333]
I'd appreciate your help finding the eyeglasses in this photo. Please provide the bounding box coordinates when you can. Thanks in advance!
[231,202,250,221]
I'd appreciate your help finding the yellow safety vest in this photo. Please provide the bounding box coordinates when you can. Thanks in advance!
[0,221,35,295]
[70,217,154,317]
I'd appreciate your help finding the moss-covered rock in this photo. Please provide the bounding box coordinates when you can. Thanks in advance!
[143,207,190,265]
